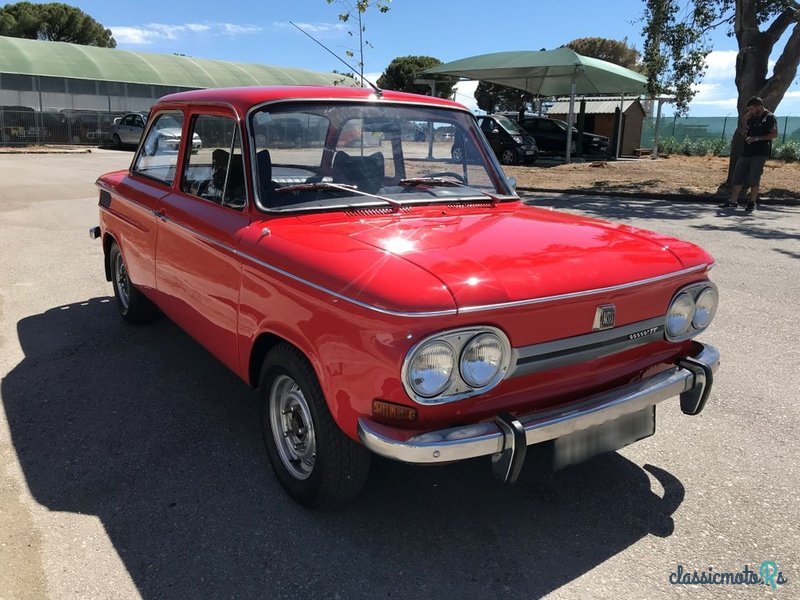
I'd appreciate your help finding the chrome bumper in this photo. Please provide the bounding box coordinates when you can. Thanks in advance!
[358,344,719,477]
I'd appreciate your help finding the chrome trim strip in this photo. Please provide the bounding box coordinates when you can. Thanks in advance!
[510,317,665,378]
[457,264,708,314]
[358,344,720,464]
[237,251,458,318]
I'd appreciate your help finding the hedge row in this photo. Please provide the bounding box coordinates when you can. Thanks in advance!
[655,137,800,162]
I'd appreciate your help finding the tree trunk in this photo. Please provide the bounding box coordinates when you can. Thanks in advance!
[726,2,800,185]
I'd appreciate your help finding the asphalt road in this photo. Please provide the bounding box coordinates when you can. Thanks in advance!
[1,150,798,599]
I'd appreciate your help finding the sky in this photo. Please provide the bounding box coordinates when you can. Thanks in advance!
[58,0,800,117]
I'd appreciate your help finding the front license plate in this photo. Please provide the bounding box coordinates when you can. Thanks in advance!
[553,406,655,469]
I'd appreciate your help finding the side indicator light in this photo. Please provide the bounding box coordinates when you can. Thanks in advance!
[372,400,418,422]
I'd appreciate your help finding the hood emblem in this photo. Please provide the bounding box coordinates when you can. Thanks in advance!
[593,304,616,330]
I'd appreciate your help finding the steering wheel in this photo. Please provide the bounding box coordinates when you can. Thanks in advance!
[426,171,465,183]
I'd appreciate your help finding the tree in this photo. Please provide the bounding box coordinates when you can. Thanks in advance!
[376,56,455,98]
[641,0,800,183]
[326,0,391,84]
[0,2,115,47]
[474,82,535,113]
[565,37,644,72]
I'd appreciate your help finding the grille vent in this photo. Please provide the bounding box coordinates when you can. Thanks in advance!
[345,206,412,217]
[99,190,112,209]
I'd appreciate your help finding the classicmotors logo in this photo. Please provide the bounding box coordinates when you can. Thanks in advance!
[669,561,789,589]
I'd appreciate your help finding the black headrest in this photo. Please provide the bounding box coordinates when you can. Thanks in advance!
[256,149,273,200]
[332,151,385,194]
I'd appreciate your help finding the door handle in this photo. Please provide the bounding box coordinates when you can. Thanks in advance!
[154,209,167,221]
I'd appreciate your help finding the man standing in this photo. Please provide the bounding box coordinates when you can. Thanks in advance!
[720,97,778,213]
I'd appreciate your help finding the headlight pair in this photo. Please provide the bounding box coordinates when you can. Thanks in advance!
[665,283,719,341]
[402,327,512,404]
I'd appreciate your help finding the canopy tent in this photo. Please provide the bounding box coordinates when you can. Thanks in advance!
[423,48,648,161]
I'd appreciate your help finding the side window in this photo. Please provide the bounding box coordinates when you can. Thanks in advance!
[132,111,184,186]
[181,114,247,210]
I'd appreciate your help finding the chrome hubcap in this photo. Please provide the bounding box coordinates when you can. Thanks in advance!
[114,253,130,309]
[270,374,316,480]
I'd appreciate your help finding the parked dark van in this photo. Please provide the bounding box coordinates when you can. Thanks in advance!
[474,114,538,165]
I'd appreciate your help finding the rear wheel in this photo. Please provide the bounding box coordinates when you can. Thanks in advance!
[111,134,122,149]
[109,241,158,324]
[259,343,370,508]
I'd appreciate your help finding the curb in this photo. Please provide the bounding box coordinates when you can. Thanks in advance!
[517,186,800,207]
[0,147,93,155]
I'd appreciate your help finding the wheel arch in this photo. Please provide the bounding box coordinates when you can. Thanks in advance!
[248,331,323,393]
[102,232,117,282]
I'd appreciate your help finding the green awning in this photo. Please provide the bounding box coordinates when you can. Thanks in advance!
[423,48,648,96]
[0,35,346,88]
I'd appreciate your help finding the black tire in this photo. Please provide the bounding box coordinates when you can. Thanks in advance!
[111,134,122,149]
[451,146,464,163]
[500,148,517,165]
[259,343,370,508]
[109,241,158,324]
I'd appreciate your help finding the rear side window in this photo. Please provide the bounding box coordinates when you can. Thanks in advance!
[132,111,184,186]
[181,114,247,210]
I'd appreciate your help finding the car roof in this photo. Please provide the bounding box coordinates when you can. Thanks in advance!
[157,86,466,114]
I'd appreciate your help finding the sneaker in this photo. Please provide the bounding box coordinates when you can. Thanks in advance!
[718,201,739,208]
[744,202,757,213]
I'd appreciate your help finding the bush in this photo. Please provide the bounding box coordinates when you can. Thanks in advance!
[654,136,731,158]
[773,140,800,162]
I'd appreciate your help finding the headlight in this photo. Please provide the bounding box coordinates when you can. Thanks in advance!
[512,135,523,144]
[402,326,512,404]
[460,333,505,388]
[407,342,455,398]
[693,286,718,329]
[666,292,695,338]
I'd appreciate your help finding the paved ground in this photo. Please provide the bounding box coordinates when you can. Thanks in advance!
[1,151,798,599]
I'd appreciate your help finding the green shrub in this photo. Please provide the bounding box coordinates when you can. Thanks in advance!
[654,136,731,157]
[773,140,800,162]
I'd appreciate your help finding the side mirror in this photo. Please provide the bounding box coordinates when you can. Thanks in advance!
[507,176,517,191]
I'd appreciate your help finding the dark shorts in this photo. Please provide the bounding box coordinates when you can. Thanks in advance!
[732,155,767,187]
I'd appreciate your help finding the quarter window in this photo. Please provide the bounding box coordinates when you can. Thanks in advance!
[132,111,184,186]
[181,115,247,210]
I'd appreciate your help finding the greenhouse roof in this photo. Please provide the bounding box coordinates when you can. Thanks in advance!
[0,35,346,88]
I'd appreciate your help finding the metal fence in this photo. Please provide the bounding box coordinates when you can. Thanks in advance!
[0,108,125,146]
[641,115,800,148]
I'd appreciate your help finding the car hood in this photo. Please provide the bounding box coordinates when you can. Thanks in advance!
[293,203,712,310]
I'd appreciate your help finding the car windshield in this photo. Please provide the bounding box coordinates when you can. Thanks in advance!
[492,115,527,135]
[250,101,514,212]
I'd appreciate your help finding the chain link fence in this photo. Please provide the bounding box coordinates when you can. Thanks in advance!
[0,107,126,146]
[641,115,800,158]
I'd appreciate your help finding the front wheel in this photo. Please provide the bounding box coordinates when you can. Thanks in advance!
[109,241,158,324]
[499,148,517,165]
[259,343,370,508]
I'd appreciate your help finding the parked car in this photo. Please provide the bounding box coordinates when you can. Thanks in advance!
[109,111,148,147]
[91,86,720,507]
[109,111,201,153]
[503,112,610,156]
[472,114,538,165]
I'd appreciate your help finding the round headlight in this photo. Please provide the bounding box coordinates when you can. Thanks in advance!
[693,286,718,329]
[666,292,695,338]
[460,333,505,388]
[408,342,455,398]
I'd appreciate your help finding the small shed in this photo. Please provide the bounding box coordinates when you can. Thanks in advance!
[548,98,646,157]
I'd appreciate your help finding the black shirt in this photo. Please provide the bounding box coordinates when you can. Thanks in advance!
[743,109,777,157]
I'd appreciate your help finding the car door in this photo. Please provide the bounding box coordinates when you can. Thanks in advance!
[154,109,250,373]
[478,117,503,156]
[111,110,185,297]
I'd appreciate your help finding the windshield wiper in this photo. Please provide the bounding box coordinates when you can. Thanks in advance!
[398,176,511,205]
[274,181,403,211]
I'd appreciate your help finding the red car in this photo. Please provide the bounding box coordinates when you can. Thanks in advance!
[91,86,719,507]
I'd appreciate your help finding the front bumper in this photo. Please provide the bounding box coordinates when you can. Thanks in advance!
[358,343,719,480]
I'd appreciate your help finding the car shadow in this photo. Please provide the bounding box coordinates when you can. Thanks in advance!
[2,298,685,599]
